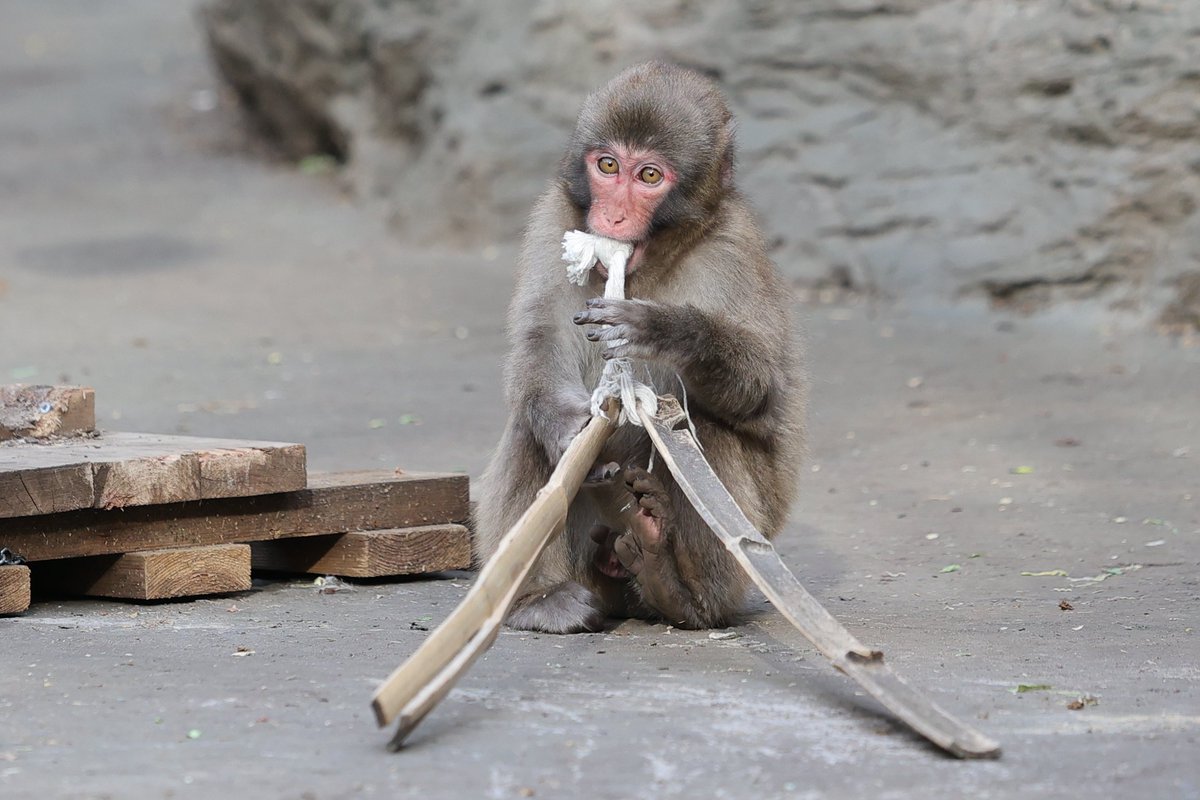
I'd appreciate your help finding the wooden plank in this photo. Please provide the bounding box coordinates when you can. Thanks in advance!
[251,525,471,578]
[0,565,31,614]
[0,432,307,518]
[0,385,95,440]
[0,471,468,562]
[35,544,251,600]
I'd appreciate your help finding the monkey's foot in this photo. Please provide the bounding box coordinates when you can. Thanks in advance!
[590,524,629,579]
[613,467,673,577]
[507,581,606,634]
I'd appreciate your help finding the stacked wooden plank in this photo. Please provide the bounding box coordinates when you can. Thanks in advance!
[0,386,470,614]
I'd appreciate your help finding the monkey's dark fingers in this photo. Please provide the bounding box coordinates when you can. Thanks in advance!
[573,305,619,326]
[600,342,652,361]
[585,324,629,343]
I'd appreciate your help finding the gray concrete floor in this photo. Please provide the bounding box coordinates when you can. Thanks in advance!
[2,3,1198,799]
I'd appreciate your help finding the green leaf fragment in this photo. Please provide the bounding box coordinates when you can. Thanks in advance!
[1012,683,1053,694]
[940,564,961,573]
[1010,465,1035,475]
[298,154,338,175]
[1021,569,1068,577]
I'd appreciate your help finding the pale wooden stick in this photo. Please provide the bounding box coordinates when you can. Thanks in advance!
[638,397,1000,759]
[372,405,617,748]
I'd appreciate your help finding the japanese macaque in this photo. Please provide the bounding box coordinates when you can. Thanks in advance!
[474,62,806,633]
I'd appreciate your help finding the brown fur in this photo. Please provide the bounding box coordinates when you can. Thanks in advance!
[474,62,806,633]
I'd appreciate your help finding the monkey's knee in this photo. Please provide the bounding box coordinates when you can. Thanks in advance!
[507,581,606,634]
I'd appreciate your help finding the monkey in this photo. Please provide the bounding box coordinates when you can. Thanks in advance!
[474,62,806,633]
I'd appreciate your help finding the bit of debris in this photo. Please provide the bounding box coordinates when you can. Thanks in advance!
[708,630,741,641]
[940,564,961,574]
[1066,695,1098,711]
[1054,437,1081,447]
[1059,600,1074,611]
[232,647,254,657]
[1022,569,1069,577]
[1068,565,1142,584]
[1010,466,1035,475]
[1012,683,1053,694]
[187,729,202,740]
[314,576,352,594]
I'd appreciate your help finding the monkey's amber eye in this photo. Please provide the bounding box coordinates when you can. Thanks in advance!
[639,166,663,185]
[597,156,619,174]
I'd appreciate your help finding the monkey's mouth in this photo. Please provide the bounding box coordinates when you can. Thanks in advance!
[595,242,647,279]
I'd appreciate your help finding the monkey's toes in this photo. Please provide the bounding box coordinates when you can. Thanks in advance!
[623,467,673,522]
[590,524,629,579]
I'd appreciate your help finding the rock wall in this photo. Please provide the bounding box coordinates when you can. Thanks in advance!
[201,0,1200,322]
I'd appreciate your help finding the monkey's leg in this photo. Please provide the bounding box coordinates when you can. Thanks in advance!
[475,424,605,635]
[506,493,621,634]
[614,467,747,628]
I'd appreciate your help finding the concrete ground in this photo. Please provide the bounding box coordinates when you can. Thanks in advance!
[1,3,1197,799]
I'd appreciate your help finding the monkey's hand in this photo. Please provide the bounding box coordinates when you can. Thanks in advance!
[529,386,592,464]
[572,297,665,362]
[575,297,776,426]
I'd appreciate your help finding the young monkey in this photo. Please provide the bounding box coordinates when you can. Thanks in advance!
[474,62,806,633]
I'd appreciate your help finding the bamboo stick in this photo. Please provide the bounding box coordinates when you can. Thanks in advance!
[637,397,1000,759]
[371,404,617,748]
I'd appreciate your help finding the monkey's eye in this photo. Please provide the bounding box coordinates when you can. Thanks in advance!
[638,166,663,185]
[597,156,619,175]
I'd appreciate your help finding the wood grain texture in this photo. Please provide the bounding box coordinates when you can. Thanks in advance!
[35,544,251,600]
[251,525,471,578]
[0,432,307,518]
[0,565,31,614]
[0,385,95,440]
[0,471,468,561]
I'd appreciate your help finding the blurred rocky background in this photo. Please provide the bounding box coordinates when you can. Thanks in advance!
[200,0,1200,329]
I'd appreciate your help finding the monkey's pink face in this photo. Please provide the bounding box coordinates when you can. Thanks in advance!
[584,146,675,243]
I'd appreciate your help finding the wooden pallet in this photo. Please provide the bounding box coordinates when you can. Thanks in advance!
[0,471,469,606]
[0,386,471,611]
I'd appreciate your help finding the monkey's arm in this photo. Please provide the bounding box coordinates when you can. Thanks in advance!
[574,297,780,427]
[504,213,598,464]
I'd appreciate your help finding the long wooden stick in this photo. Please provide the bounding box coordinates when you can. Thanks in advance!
[637,397,1000,759]
[371,405,617,749]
